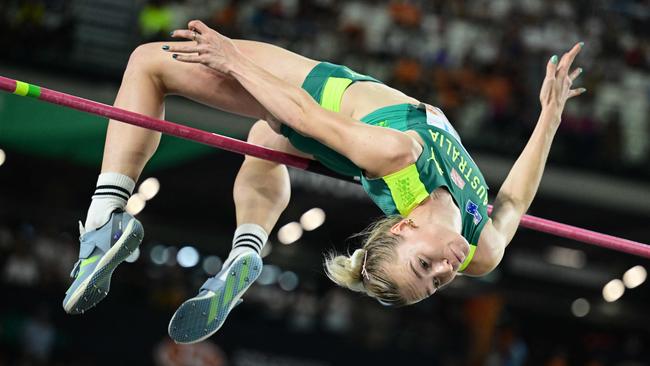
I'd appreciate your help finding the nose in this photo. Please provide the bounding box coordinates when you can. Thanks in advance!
[430,259,454,282]
[432,259,453,274]
[419,260,455,297]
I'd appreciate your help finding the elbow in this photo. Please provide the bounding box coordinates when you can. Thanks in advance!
[387,136,421,169]
[290,91,316,135]
[495,191,528,216]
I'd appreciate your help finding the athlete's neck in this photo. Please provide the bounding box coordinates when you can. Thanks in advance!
[409,188,462,234]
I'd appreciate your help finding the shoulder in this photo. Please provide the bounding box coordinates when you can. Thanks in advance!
[462,219,506,276]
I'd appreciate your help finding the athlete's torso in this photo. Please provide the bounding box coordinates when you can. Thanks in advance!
[283,62,490,268]
[342,83,481,214]
[342,81,420,121]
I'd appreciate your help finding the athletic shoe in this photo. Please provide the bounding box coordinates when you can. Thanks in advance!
[168,252,263,344]
[62,210,144,314]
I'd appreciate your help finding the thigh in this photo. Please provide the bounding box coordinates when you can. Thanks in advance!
[143,40,318,119]
[248,120,313,160]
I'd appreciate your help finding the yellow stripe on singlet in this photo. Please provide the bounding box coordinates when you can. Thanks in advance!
[382,164,430,217]
[320,77,353,112]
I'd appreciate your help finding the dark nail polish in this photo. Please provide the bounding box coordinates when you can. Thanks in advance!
[551,55,558,64]
[162,45,169,50]
[172,54,178,59]
[169,31,174,37]
[579,41,585,48]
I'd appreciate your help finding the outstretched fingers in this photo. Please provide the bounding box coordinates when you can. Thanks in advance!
[546,55,558,79]
[557,42,583,75]
[569,67,583,82]
[568,87,587,99]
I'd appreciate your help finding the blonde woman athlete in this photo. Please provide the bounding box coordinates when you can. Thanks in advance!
[62,20,585,343]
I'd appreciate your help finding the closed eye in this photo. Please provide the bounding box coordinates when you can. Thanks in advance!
[419,258,429,269]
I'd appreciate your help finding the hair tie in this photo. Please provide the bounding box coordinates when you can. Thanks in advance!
[360,250,370,281]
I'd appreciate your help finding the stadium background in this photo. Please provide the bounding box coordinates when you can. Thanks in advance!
[0,0,649,365]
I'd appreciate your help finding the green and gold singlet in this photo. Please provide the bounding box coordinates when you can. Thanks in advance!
[280,62,489,271]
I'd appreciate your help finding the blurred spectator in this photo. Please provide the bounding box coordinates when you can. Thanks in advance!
[2,0,650,177]
[20,306,55,365]
[1,2,650,362]
[486,325,528,366]
[154,338,228,366]
[3,245,39,287]
[322,288,353,334]
[140,0,174,41]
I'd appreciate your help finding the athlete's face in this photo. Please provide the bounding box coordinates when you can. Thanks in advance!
[386,219,470,304]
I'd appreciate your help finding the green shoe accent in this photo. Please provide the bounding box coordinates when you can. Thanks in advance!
[220,274,236,311]
[237,261,250,291]
[80,255,101,268]
[168,253,263,343]
[63,214,144,315]
[207,295,219,325]
[206,274,236,325]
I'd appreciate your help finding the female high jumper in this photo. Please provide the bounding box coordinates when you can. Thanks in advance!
[62,20,585,344]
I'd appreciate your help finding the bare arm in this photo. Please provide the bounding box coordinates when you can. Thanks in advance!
[472,43,586,274]
[168,21,420,177]
[228,56,421,177]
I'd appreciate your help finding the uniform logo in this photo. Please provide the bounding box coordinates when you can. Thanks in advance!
[450,168,465,189]
[465,200,483,225]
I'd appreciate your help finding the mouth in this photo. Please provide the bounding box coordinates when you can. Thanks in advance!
[449,246,465,269]
[449,259,460,272]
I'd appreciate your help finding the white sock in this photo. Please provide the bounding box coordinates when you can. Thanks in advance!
[84,172,136,232]
[223,224,268,268]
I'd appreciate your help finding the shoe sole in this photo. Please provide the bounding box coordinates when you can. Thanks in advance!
[63,219,144,314]
[167,253,263,344]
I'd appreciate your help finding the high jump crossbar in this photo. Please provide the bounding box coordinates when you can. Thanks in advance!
[1,75,648,259]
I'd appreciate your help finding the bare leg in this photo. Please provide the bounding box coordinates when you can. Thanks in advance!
[234,121,311,233]
[100,56,164,180]
[69,40,317,320]
[100,40,317,181]
[168,121,311,343]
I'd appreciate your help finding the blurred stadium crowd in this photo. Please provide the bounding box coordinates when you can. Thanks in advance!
[1,0,650,365]
[1,0,649,178]
[1,218,647,366]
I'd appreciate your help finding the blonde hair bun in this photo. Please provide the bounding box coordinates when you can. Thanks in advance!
[324,249,366,293]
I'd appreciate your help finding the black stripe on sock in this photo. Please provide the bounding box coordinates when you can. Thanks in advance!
[235,233,263,248]
[234,237,262,251]
[233,242,261,253]
[92,191,130,201]
[96,185,131,196]
[234,239,262,252]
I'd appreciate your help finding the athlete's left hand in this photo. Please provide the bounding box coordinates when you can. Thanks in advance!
[167,20,241,75]
[538,42,586,127]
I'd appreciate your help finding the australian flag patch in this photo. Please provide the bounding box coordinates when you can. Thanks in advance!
[465,200,483,225]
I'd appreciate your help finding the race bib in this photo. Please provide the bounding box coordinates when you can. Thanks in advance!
[420,103,461,142]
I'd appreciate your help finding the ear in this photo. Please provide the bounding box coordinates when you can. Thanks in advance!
[390,219,411,235]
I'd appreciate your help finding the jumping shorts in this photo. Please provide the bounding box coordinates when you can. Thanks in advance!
[280,62,381,177]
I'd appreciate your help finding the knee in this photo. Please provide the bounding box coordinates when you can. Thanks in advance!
[247,120,279,148]
[124,42,166,85]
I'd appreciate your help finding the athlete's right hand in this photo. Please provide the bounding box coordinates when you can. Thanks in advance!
[538,42,586,128]
[167,20,242,76]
